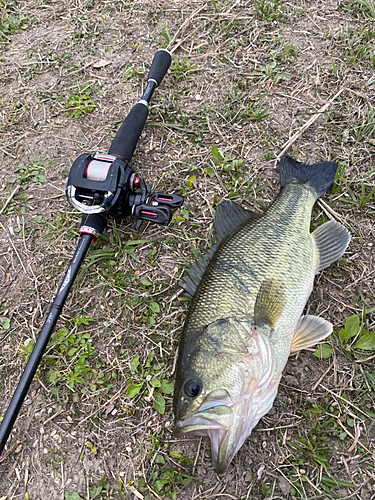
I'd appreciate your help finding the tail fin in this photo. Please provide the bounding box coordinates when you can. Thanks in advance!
[279,155,338,199]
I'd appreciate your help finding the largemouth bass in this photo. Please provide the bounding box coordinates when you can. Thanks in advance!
[173,156,350,473]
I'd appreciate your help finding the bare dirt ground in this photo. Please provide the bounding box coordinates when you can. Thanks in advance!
[0,1,374,499]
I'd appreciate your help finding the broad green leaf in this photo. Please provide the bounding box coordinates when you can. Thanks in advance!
[48,370,60,382]
[261,481,272,497]
[205,167,216,178]
[65,492,81,500]
[148,316,156,325]
[153,392,166,415]
[154,454,165,464]
[192,247,201,259]
[145,352,154,368]
[339,328,349,343]
[154,480,164,492]
[353,332,375,350]
[33,174,47,183]
[150,378,161,388]
[149,302,160,314]
[141,279,152,286]
[160,380,174,394]
[211,144,219,161]
[186,175,196,188]
[130,354,140,372]
[126,383,143,398]
[313,344,333,359]
[344,315,360,338]
[0,317,10,331]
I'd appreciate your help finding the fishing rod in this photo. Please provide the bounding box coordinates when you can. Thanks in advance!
[0,49,183,457]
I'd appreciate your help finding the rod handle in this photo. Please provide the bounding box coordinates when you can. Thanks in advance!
[147,49,172,86]
[108,50,172,161]
[108,102,149,162]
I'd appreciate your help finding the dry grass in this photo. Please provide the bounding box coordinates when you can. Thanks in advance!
[0,0,374,499]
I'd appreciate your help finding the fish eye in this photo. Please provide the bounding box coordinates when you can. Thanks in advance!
[184,379,202,398]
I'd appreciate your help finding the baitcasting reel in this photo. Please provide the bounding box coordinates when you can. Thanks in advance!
[65,152,183,226]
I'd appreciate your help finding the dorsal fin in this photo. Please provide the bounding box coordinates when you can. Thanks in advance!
[180,245,218,299]
[214,200,260,243]
[181,201,260,299]
[311,220,351,271]
[254,279,286,330]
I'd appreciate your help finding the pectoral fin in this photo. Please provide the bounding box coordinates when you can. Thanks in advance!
[290,315,333,354]
[254,279,286,331]
[312,220,351,271]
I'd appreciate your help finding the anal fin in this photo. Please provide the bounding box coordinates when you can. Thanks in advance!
[290,315,333,354]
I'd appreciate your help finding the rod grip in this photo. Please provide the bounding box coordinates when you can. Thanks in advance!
[147,49,172,86]
[108,102,149,161]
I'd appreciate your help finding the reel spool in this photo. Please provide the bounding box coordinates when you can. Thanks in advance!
[65,153,183,226]
[85,154,116,181]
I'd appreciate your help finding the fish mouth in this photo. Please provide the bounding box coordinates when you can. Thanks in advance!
[174,389,240,474]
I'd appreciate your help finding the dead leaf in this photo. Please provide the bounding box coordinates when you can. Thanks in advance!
[92,59,111,69]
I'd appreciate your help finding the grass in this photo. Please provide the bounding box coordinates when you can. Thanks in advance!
[0,14,33,40]
[0,1,374,499]
[66,85,98,117]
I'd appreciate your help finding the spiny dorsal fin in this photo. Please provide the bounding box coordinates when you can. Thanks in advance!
[311,220,351,272]
[181,201,260,299]
[180,245,218,299]
[214,200,260,243]
[290,315,333,354]
[254,279,286,330]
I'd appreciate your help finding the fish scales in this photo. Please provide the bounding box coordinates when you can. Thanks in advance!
[173,156,351,473]
[180,183,317,369]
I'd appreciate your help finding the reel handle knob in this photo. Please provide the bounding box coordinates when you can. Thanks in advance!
[134,204,172,226]
[152,193,184,208]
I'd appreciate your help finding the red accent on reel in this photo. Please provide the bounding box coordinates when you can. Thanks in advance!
[141,210,157,217]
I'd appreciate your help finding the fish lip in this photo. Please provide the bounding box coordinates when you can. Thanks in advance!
[173,411,228,437]
[173,395,236,473]
[174,388,234,435]
[173,411,234,474]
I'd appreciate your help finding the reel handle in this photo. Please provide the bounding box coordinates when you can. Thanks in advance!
[108,49,172,162]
